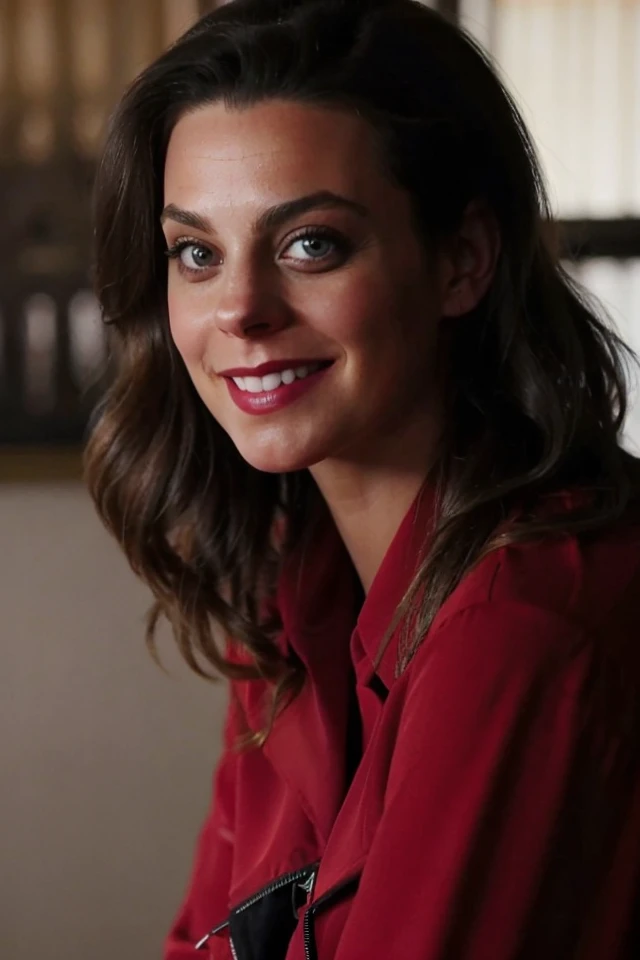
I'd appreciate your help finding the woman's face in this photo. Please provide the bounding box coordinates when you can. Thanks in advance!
[163,99,447,474]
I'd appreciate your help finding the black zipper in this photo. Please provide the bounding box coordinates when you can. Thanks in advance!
[233,863,319,916]
[194,863,319,953]
[303,873,361,960]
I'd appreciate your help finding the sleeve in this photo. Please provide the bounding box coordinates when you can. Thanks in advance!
[331,601,627,960]
[164,686,239,960]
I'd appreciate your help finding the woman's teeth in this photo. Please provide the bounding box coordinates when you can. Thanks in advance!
[232,363,323,393]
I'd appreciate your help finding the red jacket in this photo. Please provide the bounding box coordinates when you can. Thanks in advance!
[166,486,640,960]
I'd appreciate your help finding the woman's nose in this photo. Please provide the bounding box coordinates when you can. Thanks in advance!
[213,265,293,340]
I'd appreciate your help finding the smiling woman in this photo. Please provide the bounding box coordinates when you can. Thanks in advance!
[85,1,640,959]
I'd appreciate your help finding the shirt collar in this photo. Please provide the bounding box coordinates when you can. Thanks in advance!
[278,478,438,694]
[354,478,438,690]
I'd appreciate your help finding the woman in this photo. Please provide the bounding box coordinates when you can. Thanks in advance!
[86,0,640,957]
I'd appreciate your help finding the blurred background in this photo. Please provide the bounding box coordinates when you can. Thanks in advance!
[1,1,639,958]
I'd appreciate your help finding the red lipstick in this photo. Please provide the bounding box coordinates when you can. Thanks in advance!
[223,360,334,416]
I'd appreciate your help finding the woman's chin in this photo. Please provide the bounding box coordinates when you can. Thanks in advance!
[233,440,320,475]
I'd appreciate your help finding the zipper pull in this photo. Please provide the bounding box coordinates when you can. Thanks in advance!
[291,868,318,920]
[300,872,316,896]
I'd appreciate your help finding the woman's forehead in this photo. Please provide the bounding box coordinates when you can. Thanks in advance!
[163,99,387,213]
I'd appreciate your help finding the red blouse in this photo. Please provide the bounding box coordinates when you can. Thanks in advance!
[165,484,640,959]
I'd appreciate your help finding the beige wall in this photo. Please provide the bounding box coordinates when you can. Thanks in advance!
[1,483,227,960]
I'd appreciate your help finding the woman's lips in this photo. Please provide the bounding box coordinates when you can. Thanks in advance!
[224,362,333,416]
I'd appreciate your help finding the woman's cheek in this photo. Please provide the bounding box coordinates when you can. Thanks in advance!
[303,290,380,346]
[168,298,202,365]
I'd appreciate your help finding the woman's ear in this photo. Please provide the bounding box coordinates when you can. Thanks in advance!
[439,200,501,318]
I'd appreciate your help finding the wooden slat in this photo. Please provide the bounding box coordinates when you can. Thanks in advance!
[438,0,460,22]
[1,289,26,416]
[0,448,84,483]
[558,218,640,261]
[3,0,22,156]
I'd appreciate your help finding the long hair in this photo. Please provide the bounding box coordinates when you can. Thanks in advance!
[86,0,640,728]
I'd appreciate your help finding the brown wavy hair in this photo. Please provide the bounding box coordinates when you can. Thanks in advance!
[86,0,640,730]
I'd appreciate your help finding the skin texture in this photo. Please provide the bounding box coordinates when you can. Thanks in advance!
[163,100,497,589]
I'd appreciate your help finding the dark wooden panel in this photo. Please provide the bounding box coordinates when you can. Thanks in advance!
[557,219,640,262]
[0,449,84,484]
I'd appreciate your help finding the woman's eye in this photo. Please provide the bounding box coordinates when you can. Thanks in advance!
[180,244,215,269]
[166,240,218,275]
[281,231,348,268]
[288,237,334,260]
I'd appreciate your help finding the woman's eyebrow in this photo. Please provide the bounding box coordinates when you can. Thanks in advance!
[160,205,211,232]
[255,191,369,231]
[160,191,369,234]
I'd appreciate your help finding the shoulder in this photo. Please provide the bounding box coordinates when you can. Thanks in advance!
[434,499,640,640]
[401,500,640,695]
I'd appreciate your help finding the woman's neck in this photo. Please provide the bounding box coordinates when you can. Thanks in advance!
[310,416,441,594]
